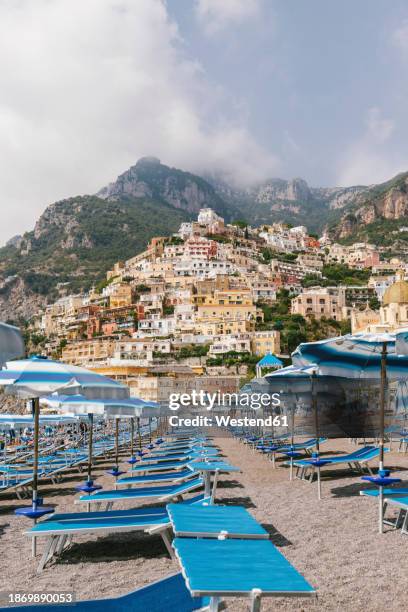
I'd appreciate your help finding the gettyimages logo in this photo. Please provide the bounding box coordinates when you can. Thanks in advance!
[168,390,281,411]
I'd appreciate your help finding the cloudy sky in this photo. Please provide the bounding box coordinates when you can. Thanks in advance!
[1,0,408,244]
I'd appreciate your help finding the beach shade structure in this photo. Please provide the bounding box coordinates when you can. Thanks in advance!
[0,321,25,367]
[0,356,129,551]
[255,353,283,378]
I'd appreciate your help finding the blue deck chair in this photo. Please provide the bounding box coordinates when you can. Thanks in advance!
[291,446,387,481]
[272,438,327,455]
[0,573,209,611]
[167,504,269,539]
[76,477,204,509]
[173,538,316,610]
[383,496,408,534]
[117,468,198,487]
[27,507,174,571]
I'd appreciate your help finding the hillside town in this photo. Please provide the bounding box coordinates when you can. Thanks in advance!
[26,208,408,403]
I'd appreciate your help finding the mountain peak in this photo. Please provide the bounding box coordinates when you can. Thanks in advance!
[96,157,232,219]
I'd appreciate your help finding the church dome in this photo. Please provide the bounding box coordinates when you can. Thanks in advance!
[383,271,408,305]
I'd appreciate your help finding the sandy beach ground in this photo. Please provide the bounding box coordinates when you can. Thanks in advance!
[0,435,407,611]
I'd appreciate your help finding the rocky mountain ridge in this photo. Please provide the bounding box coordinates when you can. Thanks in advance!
[1,157,408,322]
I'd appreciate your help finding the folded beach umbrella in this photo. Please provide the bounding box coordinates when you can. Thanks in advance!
[0,321,25,367]
[0,356,129,518]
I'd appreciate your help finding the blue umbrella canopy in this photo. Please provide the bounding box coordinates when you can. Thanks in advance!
[257,353,283,368]
[0,356,129,399]
[0,322,25,367]
[291,332,408,380]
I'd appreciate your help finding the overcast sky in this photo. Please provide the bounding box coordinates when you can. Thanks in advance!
[1,0,408,244]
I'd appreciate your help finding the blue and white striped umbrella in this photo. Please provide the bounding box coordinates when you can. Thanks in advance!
[0,322,25,367]
[291,331,408,380]
[0,356,129,512]
[0,356,129,399]
[41,393,161,417]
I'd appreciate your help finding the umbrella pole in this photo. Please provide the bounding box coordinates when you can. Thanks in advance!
[312,371,319,454]
[87,413,94,482]
[32,397,40,557]
[290,403,295,481]
[379,342,387,533]
[130,418,134,458]
[149,418,152,443]
[312,371,322,499]
[115,418,119,469]
[137,417,142,450]
[32,397,40,510]
[379,342,387,471]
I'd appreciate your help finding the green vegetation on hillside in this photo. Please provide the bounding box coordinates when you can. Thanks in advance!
[0,195,190,296]
[256,288,350,354]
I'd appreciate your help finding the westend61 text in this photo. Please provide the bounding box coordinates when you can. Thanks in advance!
[169,415,288,428]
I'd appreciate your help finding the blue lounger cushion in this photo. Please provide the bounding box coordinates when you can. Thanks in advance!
[384,495,408,507]
[0,573,208,611]
[291,446,388,467]
[122,460,191,473]
[117,469,198,486]
[173,538,316,597]
[167,504,269,539]
[274,438,327,453]
[77,479,203,503]
[360,487,408,497]
[28,507,170,535]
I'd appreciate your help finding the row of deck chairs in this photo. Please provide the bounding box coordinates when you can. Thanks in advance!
[235,430,327,457]
[8,434,316,611]
[0,425,150,499]
[231,429,385,480]
[290,445,387,481]
[26,436,217,571]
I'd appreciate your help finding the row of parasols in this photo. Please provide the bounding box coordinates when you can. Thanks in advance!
[0,322,163,519]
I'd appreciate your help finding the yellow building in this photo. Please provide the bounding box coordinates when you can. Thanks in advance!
[196,289,260,320]
[109,283,133,309]
[62,338,116,366]
[251,331,281,356]
[195,318,253,336]
[193,289,262,335]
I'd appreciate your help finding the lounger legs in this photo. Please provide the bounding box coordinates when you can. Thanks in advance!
[209,596,220,611]
[37,536,57,573]
[250,589,262,612]
[160,529,175,559]
[401,510,408,535]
